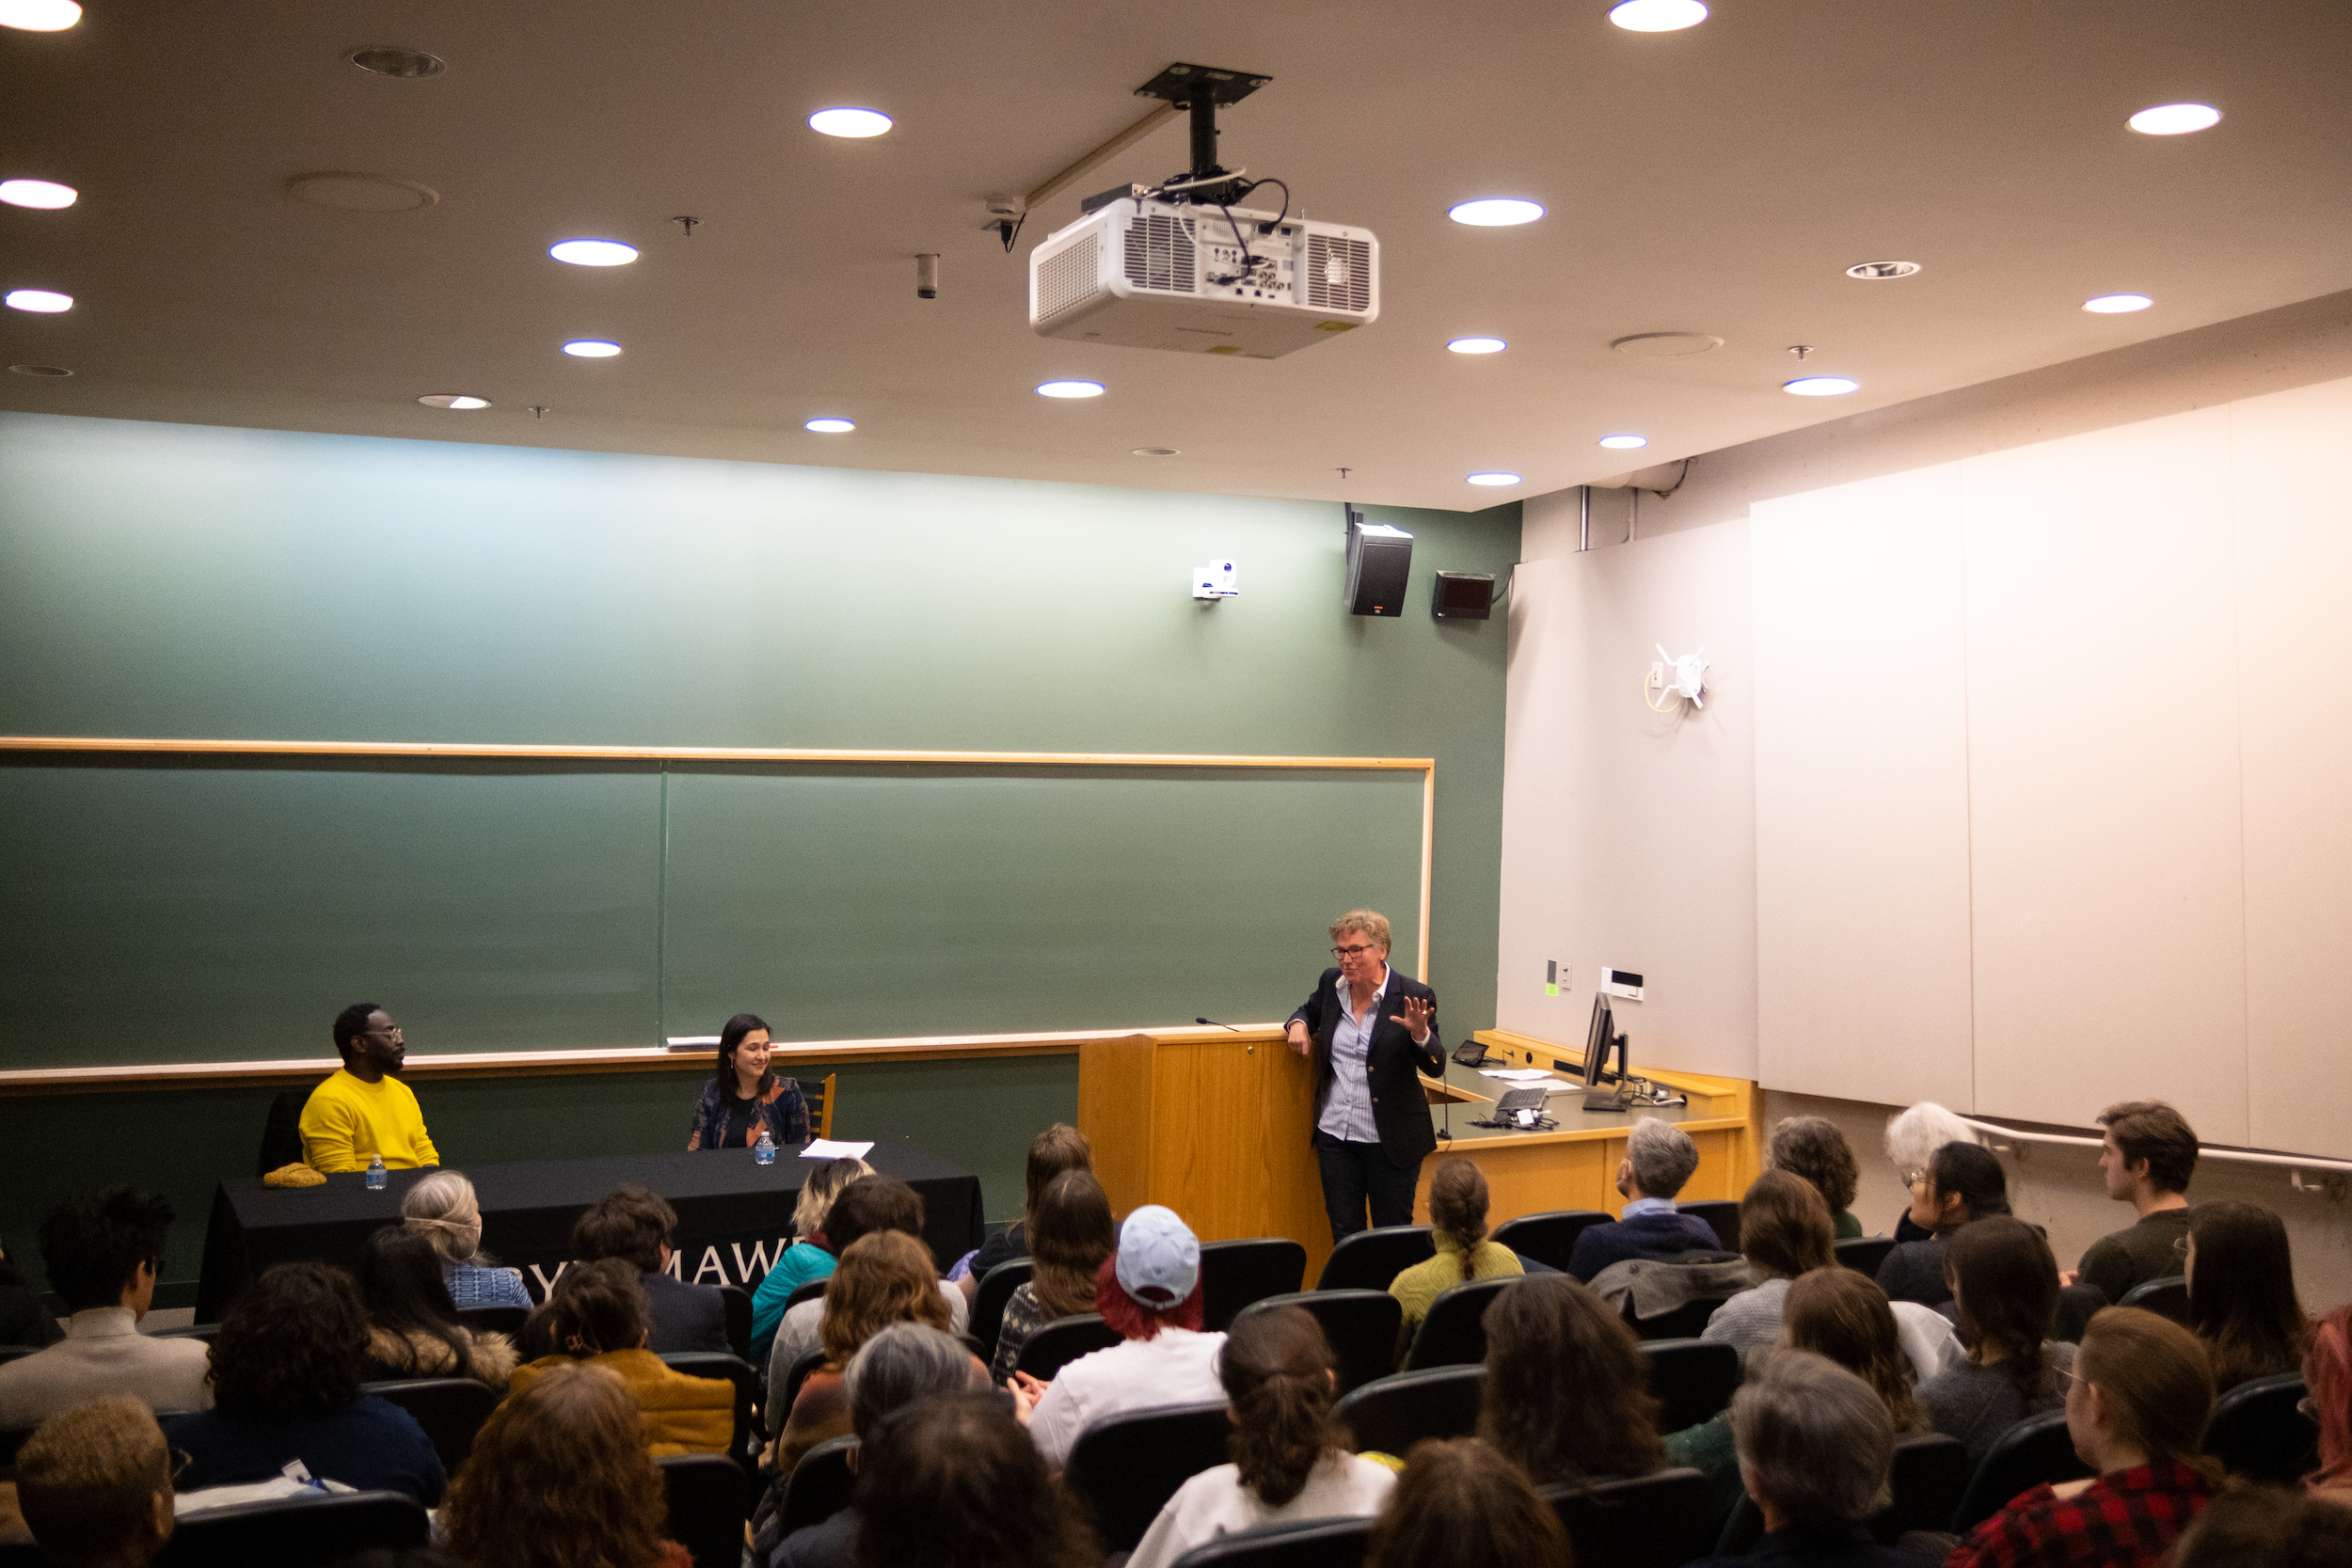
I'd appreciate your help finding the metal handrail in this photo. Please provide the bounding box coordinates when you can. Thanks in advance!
[1955,1114,2352,1187]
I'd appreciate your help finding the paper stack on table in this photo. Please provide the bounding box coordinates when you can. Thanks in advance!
[802,1138,876,1160]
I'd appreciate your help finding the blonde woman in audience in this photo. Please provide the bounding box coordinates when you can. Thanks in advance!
[1701,1169,1837,1364]
[508,1258,732,1456]
[959,1122,1093,1302]
[443,1360,692,1568]
[1128,1306,1395,1568]
[1883,1102,1977,1243]
[1360,1436,1571,1568]
[13,1394,176,1568]
[1767,1116,1866,1239]
[752,1155,873,1363]
[1388,1159,1521,1364]
[770,1229,956,1470]
[401,1168,532,1310]
[989,1169,1116,1385]
[1478,1273,1667,1488]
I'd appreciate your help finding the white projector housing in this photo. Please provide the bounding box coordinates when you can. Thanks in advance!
[1030,198,1378,359]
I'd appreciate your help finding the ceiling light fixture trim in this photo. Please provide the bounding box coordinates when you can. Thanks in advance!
[0,0,80,30]
[549,239,639,266]
[417,394,490,409]
[6,288,72,313]
[2082,293,2153,313]
[809,108,893,137]
[1609,0,1708,32]
[804,419,855,434]
[1784,375,1859,396]
[346,45,446,78]
[1467,471,1522,486]
[2127,103,2220,135]
[1036,380,1104,399]
[8,363,72,376]
[1448,198,1544,227]
[1447,337,1507,354]
[562,340,623,357]
[1598,435,1648,450]
[0,179,77,210]
[1845,261,1921,280]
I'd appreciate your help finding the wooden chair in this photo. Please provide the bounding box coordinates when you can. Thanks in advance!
[777,1433,860,1540]
[1315,1226,1434,1291]
[1013,1314,1122,1380]
[793,1071,838,1142]
[1402,1276,1518,1370]
[1333,1365,1484,1457]
[1949,1410,2090,1534]
[1198,1238,1308,1332]
[659,1452,750,1568]
[1491,1210,1613,1273]
[1637,1338,1740,1433]
[1543,1468,1717,1568]
[1168,1516,1374,1568]
[1062,1400,1233,1552]
[1677,1200,1744,1254]
[970,1257,1035,1365]
[154,1490,427,1567]
[2208,1370,2317,1485]
[1234,1290,1401,1396]
[1834,1236,1898,1277]
[359,1376,501,1470]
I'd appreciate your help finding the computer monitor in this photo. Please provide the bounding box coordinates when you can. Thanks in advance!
[1581,992,1630,1109]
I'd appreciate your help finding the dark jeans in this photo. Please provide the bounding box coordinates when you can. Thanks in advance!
[1314,1129,1421,1243]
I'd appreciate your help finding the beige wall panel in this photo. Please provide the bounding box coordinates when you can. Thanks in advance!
[1961,407,2249,1140]
[1497,523,1757,1079]
[2231,376,2352,1159]
[1751,467,1976,1108]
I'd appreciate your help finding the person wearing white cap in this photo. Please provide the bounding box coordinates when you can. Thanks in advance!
[1017,1205,1229,1469]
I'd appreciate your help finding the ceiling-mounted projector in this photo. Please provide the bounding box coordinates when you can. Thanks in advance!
[1030,198,1378,359]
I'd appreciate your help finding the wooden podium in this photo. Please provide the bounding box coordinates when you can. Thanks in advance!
[1075,1027,1338,1281]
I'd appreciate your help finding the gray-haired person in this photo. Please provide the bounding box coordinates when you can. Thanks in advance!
[755,1323,987,1568]
[1566,1119,1724,1281]
[1687,1351,1915,1568]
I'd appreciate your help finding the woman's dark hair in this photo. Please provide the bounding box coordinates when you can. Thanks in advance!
[1220,1306,1348,1507]
[1428,1161,1492,1284]
[1738,1169,1836,1280]
[1478,1275,1665,1486]
[209,1260,369,1420]
[2187,1200,2307,1392]
[37,1186,174,1312]
[1945,1216,2058,1397]
[1928,1141,2011,1230]
[355,1225,469,1368]
[716,1012,771,1105]
[541,1257,649,1357]
[1767,1116,1860,1216]
[1022,1124,1093,1231]
[1362,1436,1571,1568]
[442,1360,668,1568]
[1029,1170,1116,1322]
[2167,1482,2352,1567]
[823,1176,927,1258]
[851,1391,1097,1568]
[1783,1268,1924,1433]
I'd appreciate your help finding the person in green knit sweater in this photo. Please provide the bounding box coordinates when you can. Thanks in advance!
[1387,1159,1521,1368]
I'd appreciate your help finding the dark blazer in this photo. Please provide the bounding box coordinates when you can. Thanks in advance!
[642,1269,730,1354]
[1289,966,1443,1169]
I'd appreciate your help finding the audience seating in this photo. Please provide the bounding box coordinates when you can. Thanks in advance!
[1234,1291,1401,1396]
[779,1344,829,1418]
[2054,1282,2108,1344]
[717,1283,753,1362]
[1063,1399,1234,1553]
[659,1451,751,1568]
[1014,1314,1123,1380]
[2208,1370,2317,1485]
[1315,1226,1434,1291]
[1875,1433,1972,1544]
[1199,1238,1308,1332]
[1491,1210,1613,1273]
[1834,1236,1898,1277]
[455,1305,529,1338]
[2117,1275,2191,1326]
[360,1376,501,1470]
[1402,1276,1517,1370]
[1677,1200,1743,1254]
[154,1489,427,1567]
[777,1433,859,1540]
[1542,1467,1717,1568]
[1948,1410,2090,1534]
[662,1351,761,1478]
[970,1257,1035,1364]
[1636,1338,1740,1433]
[784,1278,829,1314]
[1168,1514,1374,1568]
[1333,1364,1484,1456]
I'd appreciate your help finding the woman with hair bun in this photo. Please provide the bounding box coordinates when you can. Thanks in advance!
[1386,1159,1520,1365]
[401,1168,532,1310]
[1127,1306,1394,1568]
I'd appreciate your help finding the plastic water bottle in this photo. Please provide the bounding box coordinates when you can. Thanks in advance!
[366,1154,388,1191]
[754,1127,775,1166]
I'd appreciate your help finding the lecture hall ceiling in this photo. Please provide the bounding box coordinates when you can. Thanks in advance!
[2,0,2347,510]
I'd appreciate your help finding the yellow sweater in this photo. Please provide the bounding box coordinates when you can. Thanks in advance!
[298,1069,439,1172]
[509,1350,735,1457]
[1389,1235,1525,1365]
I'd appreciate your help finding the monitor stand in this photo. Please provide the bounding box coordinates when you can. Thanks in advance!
[1581,1083,1632,1113]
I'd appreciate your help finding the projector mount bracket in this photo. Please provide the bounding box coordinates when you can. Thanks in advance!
[1131,62,1270,209]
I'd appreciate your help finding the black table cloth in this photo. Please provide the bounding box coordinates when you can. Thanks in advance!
[197,1137,982,1322]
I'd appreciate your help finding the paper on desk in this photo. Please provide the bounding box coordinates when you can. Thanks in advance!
[802,1139,876,1160]
[1478,1069,1554,1082]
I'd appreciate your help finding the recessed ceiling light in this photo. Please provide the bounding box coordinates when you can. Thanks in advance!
[1784,375,1859,396]
[8,363,72,376]
[1447,337,1507,355]
[417,394,489,410]
[1448,198,1544,227]
[0,0,80,30]
[1845,261,1921,280]
[285,171,438,213]
[1612,332,1724,356]
[1609,0,1708,31]
[6,289,72,313]
[346,46,446,78]
[2128,103,2220,136]
[1467,472,1522,486]
[0,179,76,210]
[562,340,622,357]
[1132,447,1180,456]
[1598,435,1648,450]
[549,239,638,267]
[804,418,855,434]
[1036,380,1104,399]
[2082,293,2153,313]
[809,108,893,138]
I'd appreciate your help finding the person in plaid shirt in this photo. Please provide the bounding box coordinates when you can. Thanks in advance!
[1946,1307,2217,1568]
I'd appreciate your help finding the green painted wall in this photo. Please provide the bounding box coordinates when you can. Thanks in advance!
[0,412,1518,1295]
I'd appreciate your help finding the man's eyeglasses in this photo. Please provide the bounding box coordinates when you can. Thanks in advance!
[1333,943,1381,959]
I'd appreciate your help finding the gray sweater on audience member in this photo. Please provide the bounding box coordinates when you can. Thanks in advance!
[1917,1343,2074,1467]
[1700,1277,1791,1365]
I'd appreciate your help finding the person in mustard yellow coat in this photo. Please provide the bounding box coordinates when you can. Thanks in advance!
[509,1259,732,1457]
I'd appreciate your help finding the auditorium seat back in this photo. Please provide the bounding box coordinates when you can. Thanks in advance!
[1199,1238,1307,1332]
[1834,1236,1898,1277]
[360,1377,501,1470]
[1333,1364,1484,1458]
[154,1489,426,1568]
[1167,1515,1373,1568]
[1676,1200,1744,1254]
[1233,1291,1401,1396]
[1013,1314,1123,1381]
[783,1278,828,1314]
[717,1283,753,1362]
[455,1305,529,1338]
[1403,1276,1517,1371]
[777,1433,859,1541]
[1063,1399,1232,1552]
[2208,1370,2317,1485]
[1542,1467,1716,1568]
[659,1451,750,1568]
[779,1345,829,1418]
[1490,1210,1613,1273]
[1636,1338,1740,1433]
[662,1351,760,1479]
[970,1257,1035,1365]
[1949,1410,2090,1535]
[1315,1226,1434,1292]
[2117,1275,2191,1326]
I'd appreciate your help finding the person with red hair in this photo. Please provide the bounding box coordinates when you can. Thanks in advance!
[2304,1305,2352,1508]
[1018,1205,1226,1469]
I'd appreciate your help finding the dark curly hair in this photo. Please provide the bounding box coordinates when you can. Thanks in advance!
[1221,1306,1348,1507]
[442,1360,668,1568]
[539,1257,648,1357]
[1767,1116,1861,1216]
[355,1225,469,1370]
[851,1391,1096,1568]
[210,1260,369,1420]
[38,1186,173,1312]
[1477,1274,1666,1487]
[333,1002,382,1058]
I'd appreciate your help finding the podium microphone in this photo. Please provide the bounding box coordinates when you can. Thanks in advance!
[1195,1017,1241,1032]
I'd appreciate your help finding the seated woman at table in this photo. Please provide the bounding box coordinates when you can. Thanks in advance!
[355,1226,518,1389]
[769,1229,959,1471]
[401,1168,532,1310]
[750,1155,872,1367]
[990,1169,1117,1385]
[509,1259,733,1457]
[685,1012,809,1153]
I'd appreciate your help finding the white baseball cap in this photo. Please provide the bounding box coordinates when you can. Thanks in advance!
[1114,1205,1200,1306]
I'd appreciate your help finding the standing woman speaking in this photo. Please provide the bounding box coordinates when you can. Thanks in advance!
[1286,910,1441,1243]
[686,1013,810,1152]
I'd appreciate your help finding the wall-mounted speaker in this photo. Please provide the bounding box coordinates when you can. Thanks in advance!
[1432,572,1495,620]
[1343,506,1412,617]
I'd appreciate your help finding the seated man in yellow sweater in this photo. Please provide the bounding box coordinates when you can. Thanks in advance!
[299,1002,440,1173]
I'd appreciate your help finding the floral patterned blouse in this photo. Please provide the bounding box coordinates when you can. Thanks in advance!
[686,1075,809,1151]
